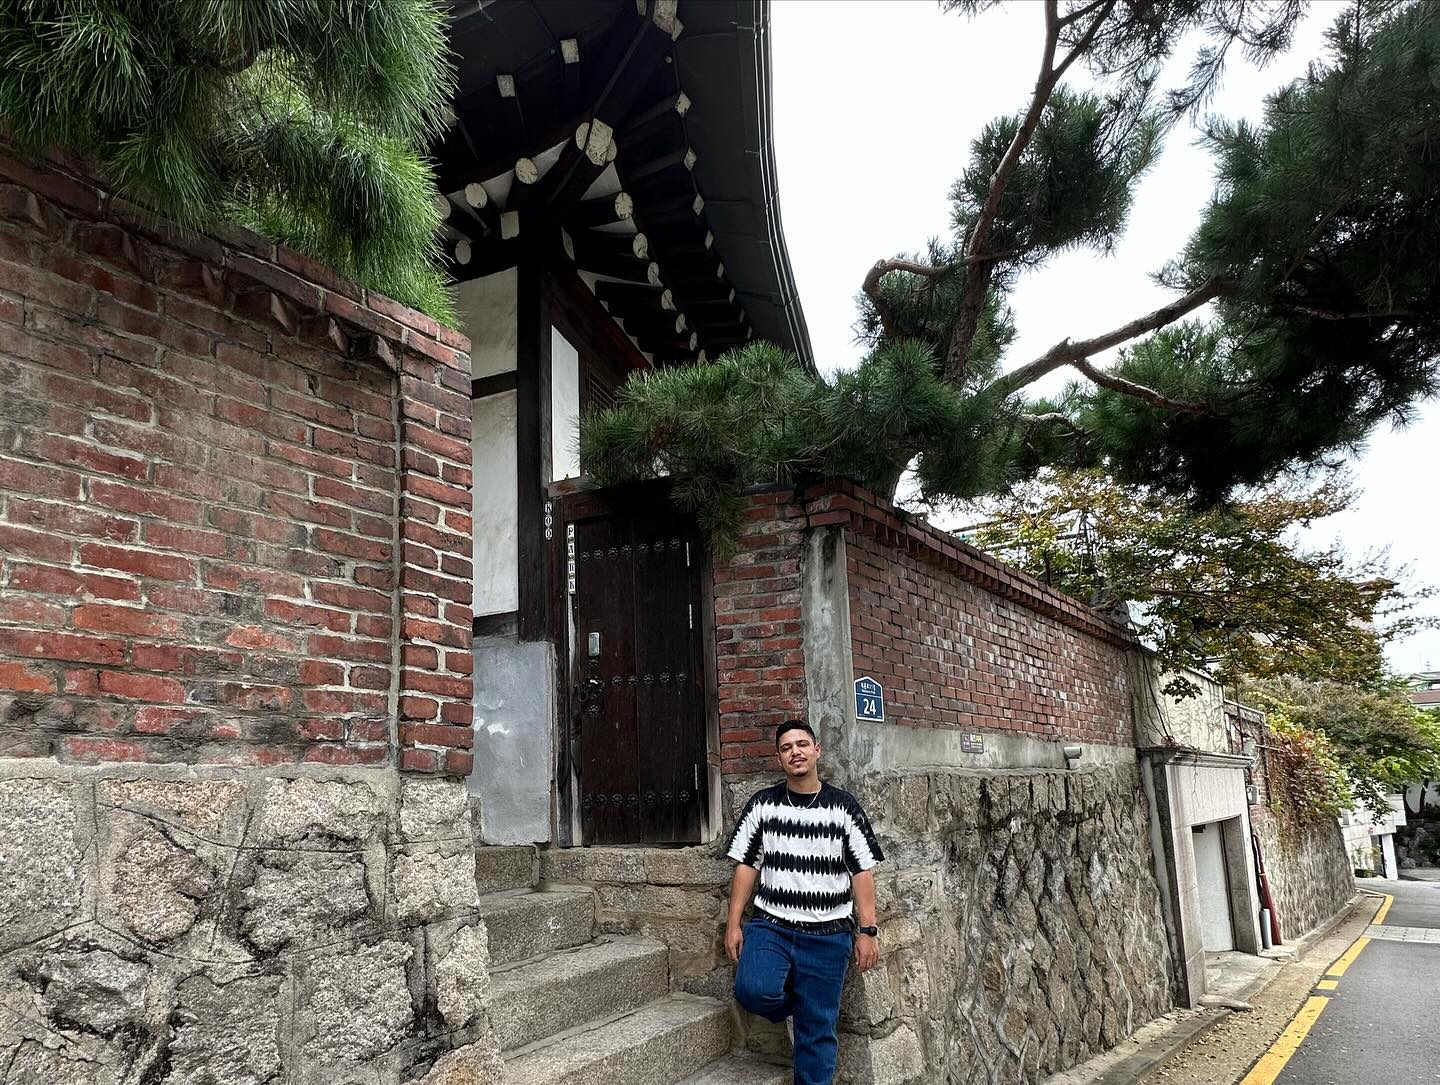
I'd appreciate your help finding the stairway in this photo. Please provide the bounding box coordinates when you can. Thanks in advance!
[473,845,788,1085]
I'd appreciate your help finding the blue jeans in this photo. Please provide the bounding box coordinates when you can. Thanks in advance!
[733,915,853,1085]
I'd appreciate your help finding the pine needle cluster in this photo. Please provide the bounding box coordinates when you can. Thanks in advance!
[0,0,456,322]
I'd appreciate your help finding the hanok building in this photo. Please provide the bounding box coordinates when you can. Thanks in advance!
[433,0,810,847]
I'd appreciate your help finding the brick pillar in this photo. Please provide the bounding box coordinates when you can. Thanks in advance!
[713,489,809,775]
[395,331,475,775]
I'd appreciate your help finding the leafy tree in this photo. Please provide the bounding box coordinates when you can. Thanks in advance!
[585,0,1440,540]
[964,469,1431,695]
[0,0,456,321]
[1247,676,1440,819]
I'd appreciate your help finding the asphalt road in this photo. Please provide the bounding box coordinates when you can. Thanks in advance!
[1272,878,1440,1085]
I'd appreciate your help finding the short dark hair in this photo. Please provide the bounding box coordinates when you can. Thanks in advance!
[774,719,816,748]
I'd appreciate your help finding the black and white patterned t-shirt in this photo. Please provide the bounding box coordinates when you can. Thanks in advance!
[726,781,885,925]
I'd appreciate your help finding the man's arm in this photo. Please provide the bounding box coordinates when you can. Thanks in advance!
[725,863,759,963]
[852,869,879,972]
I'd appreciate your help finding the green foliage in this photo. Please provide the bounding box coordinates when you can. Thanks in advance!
[581,341,1018,555]
[1260,705,1356,826]
[590,1,1440,544]
[967,469,1431,694]
[1248,677,1440,819]
[0,0,456,322]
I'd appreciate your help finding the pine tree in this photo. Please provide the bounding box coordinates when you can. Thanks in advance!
[584,0,1440,547]
[0,0,456,322]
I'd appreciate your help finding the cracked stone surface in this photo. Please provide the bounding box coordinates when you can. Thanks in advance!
[398,778,471,841]
[33,948,151,1035]
[390,850,480,926]
[164,974,282,1085]
[240,853,371,952]
[0,779,86,951]
[254,778,383,846]
[303,940,415,1065]
[435,924,490,1029]
[106,822,215,945]
[2,767,495,1085]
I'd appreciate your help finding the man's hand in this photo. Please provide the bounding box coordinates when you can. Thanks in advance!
[725,923,744,963]
[854,933,879,973]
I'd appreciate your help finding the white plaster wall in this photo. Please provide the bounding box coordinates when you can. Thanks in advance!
[455,268,518,378]
[550,326,581,482]
[472,393,518,616]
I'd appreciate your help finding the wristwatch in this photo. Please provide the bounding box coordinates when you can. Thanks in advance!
[856,925,879,937]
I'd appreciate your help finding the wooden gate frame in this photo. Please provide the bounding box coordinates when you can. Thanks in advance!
[548,480,722,847]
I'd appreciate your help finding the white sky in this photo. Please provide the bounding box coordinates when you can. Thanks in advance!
[770,0,1439,673]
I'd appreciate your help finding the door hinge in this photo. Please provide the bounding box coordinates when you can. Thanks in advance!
[694,763,700,794]
[688,603,693,630]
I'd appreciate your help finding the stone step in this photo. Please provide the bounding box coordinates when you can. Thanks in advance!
[476,887,594,967]
[490,938,669,1053]
[501,995,731,1085]
[674,1054,791,1085]
[475,844,537,894]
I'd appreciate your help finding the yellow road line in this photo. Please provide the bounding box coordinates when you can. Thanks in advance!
[1373,894,1394,925]
[1326,936,1371,978]
[1238,995,1331,1085]
[1315,979,1339,991]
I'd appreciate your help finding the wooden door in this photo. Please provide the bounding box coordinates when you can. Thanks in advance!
[564,491,707,844]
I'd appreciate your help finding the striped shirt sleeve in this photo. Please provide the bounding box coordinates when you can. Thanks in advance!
[726,792,766,868]
[840,795,884,874]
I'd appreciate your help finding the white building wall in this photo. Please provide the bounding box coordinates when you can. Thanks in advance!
[550,327,581,482]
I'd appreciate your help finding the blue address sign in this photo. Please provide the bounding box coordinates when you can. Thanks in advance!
[854,676,885,722]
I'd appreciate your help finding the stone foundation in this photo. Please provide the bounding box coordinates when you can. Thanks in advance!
[0,760,501,1085]
[1251,808,1354,944]
[535,761,1173,1084]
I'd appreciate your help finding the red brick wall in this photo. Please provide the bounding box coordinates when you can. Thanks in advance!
[712,490,808,776]
[713,483,1136,773]
[0,150,474,773]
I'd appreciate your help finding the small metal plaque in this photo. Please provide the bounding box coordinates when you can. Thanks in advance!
[854,676,885,722]
[960,732,985,754]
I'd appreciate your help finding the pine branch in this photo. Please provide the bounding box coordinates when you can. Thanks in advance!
[1024,411,1091,442]
[985,278,1235,405]
[860,258,947,339]
[942,0,1117,385]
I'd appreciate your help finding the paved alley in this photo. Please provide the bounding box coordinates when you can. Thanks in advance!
[1255,878,1440,1085]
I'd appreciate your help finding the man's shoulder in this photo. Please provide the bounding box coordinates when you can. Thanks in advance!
[740,781,787,810]
[820,783,869,813]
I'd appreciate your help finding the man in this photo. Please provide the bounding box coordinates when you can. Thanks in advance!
[725,719,885,1085]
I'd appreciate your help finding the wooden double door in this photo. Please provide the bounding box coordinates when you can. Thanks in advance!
[561,488,709,845]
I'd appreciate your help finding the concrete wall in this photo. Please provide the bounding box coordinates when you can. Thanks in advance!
[0,761,501,1084]
[471,635,553,844]
[1142,750,1263,1005]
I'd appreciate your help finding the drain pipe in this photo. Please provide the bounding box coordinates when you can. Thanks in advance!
[1252,831,1282,946]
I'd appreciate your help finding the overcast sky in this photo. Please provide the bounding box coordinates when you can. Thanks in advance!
[769,0,1440,674]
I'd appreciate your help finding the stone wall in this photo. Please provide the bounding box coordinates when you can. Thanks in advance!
[1251,807,1354,944]
[0,148,474,775]
[0,760,501,1085]
[540,763,1175,1084]
[838,762,1174,1083]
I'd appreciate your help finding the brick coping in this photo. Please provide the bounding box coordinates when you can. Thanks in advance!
[0,144,470,362]
[796,479,1136,649]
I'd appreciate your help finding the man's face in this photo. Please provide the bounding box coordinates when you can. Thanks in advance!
[776,728,820,778]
